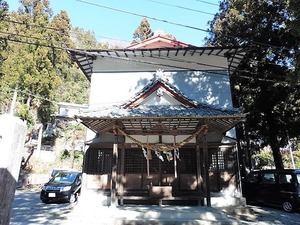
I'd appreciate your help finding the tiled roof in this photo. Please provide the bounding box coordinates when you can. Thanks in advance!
[76,104,243,135]
[67,47,248,81]
[78,104,240,119]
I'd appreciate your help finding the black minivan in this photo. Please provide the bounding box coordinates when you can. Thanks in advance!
[243,169,300,212]
[40,171,82,203]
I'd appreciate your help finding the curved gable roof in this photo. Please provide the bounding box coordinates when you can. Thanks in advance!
[76,104,243,135]
[123,78,197,108]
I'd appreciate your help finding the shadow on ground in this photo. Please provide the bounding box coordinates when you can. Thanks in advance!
[10,190,75,225]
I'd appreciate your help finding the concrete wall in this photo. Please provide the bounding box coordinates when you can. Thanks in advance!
[0,114,27,225]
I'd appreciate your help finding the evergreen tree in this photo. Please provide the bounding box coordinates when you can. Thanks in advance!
[0,0,10,113]
[71,27,97,49]
[206,0,300,169]
[132,18,154,44]
[0,0,75,125]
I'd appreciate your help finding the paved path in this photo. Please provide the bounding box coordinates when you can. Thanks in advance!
[10,189,300,225]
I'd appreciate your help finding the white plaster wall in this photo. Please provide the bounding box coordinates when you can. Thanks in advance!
[140,90,182,106]
[89,70,233,110]
[89,72,150,107]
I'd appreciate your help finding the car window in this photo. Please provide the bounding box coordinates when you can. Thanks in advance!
[261,173,275,184]
[278,174,293,184]
[75,175,82,185]
[247,173,259,183]
[296,174,300,184]
[54,172,77,184]
[51,169,68,178]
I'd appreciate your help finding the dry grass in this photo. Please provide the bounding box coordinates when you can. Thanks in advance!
[22,151,83,175]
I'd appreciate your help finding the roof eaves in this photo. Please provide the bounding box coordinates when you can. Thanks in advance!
[77,104,243,119]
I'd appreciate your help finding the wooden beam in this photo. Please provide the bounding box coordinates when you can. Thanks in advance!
[203,134,211,207]
[119,144,125,206]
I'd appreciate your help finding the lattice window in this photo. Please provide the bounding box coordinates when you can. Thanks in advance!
[125,149,145,173]
[124,149,197,174]
[124,149,171,174]
[84,148,112,174]
[85,147,198,175]
[210,153,218,172]
[161,157,174,174]
[178,149,197,173]
[209,148,236,172]
[217,151,225,170]
[149,156,160,174]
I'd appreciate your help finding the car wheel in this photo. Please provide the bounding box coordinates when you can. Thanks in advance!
[42,199,49,204]
[69,193,77,204]
[282,201,294,212]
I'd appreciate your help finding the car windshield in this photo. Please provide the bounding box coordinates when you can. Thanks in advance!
[52,172,77,184]
[51,169,68,178]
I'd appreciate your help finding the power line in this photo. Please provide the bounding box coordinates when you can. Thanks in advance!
[76,0,209,33]
[143,0,215,16]
[6,0,219,37]
[4,19,66,33]
[2,33,291,84]
[3,18,131,45]
[74,0,299,54]
[2,4,297,82]
[0,17,292,52]
[2,26,294,84]
[2,86,59,105]
[1,35,67,50]
[70,48,289,83]
[16,89,58,105]
[0,32,240,75]
[1,34,229,72]
[5,4,296,53]
[192,0,219,7]
[0,31,68,47]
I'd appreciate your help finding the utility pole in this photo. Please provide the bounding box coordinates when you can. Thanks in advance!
[10,88,18,115]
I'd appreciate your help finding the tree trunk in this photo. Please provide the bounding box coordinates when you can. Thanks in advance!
[267,114,284,169]
[269,133,284,169]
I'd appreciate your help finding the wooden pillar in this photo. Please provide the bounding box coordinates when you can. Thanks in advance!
[216,152,221,191]
[111,137,118,206]
[158,135,163,185]
[203,135,211,207]
[80,146,89,196]
[119,144,125,205]
[196,140,203,206]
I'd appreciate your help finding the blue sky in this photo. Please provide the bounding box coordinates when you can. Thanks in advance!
[8,0,220,47]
